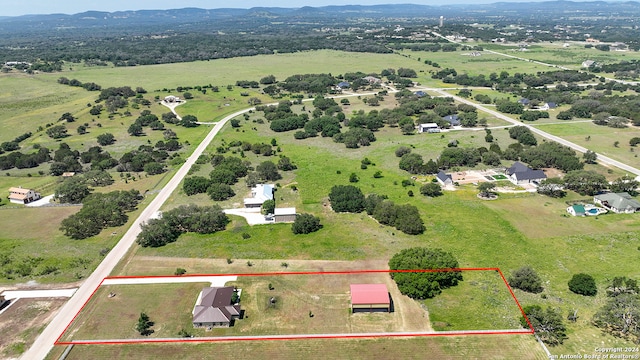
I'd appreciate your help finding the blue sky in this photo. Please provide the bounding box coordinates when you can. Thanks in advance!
[4,0,558,17]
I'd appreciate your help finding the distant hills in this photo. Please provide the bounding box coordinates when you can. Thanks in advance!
[0,1,639,34]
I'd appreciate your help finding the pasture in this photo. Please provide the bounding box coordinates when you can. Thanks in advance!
[0,48,639,357]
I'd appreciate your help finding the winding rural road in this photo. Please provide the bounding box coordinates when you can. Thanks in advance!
[427,88,640,178]
[23,106,255,360]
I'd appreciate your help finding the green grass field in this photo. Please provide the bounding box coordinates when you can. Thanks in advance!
[1,48,640,358]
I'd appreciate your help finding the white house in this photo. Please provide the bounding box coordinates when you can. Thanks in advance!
[274,207,297,223]
[594,193,640,214]
[436,171,453,186]
[418,123,439,133]
[8,187,41,204]
[243,184,275,208]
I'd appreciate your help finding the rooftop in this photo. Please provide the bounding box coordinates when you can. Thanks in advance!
[350,284,389,305]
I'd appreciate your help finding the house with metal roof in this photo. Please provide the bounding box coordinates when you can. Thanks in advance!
[594,192,640,214]
[274,207,296,223]
[192,286,241,328]
[418,123,439,133]
[350,284,390,313]
[505,162,546,185]
[8,187,41,204]
[243,184,275,208]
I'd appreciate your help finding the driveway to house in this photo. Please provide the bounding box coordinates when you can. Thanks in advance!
[24,106,256,360]
[25,194,54,207]
[1,288,77,300]
[101,275,237,286]
[160,100,185,120]
[223,208,273,225]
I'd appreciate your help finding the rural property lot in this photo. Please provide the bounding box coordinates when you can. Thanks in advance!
[0,298,66,359]
[58,269,528,344]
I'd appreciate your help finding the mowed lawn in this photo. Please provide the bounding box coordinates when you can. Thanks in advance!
[61,334,548,360]
[425,270,524,331]
[60,282,209,341]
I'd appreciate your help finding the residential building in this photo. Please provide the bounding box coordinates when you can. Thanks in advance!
[436,171,453,186]
[442,115,460,126]
[8,187,41,204]
[244,184,275,208]
[594,193,640,214]
[192,286,241,328]
[505,162,546,185]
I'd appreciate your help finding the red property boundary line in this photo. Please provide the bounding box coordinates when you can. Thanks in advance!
[55,268,535,346]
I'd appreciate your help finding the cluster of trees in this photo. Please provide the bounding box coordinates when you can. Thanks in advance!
[0,146,50,170]
[508,126,537,146]
[136,205,229,247]
[520,110,550,121]
[328,186,424,235]
[161,112,199,128]
[184,155,250,201]
[57,77,102,92]
[0,132,32,154]
[540,173,638,198]
[388,247,463,299]
[59,190,142,239]
[509,266,544,293]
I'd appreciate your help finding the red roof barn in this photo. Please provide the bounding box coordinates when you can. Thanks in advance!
[350,284,390,313]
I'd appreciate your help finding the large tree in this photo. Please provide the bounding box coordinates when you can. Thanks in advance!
[329,185,365,213]
[593,294,640,343]
[256,161,281,181]
[55,177,91,204]
[521,306,567,346]
[291,213,322,234]
[388,247,462,299]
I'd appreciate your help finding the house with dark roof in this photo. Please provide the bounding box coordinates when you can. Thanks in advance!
[350,284,390,313]
[192,286,241,328]
[436,171,453,186]
[594,192,640,214]
[518,98,530,105]
[505,162,546,185]
[414,90,427,97]
[442,115,460,126]
[337,81,350,89]
[244,184,275,208]
[8,187,41,204]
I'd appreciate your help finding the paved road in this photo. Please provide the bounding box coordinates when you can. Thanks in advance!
[60,328,531,345]
[24,107,255,360]
[427,88,640,178]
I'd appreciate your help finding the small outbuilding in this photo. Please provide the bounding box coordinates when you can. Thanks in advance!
[418,123,439,133]
[8,187,41,204]
[350,284,390,313]
[567,204,586,217]
[274,207,296,223]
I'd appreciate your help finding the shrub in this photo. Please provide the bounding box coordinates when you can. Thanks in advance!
[291,213,322,234]
[568,273,597,296]
[509,266,543,293]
